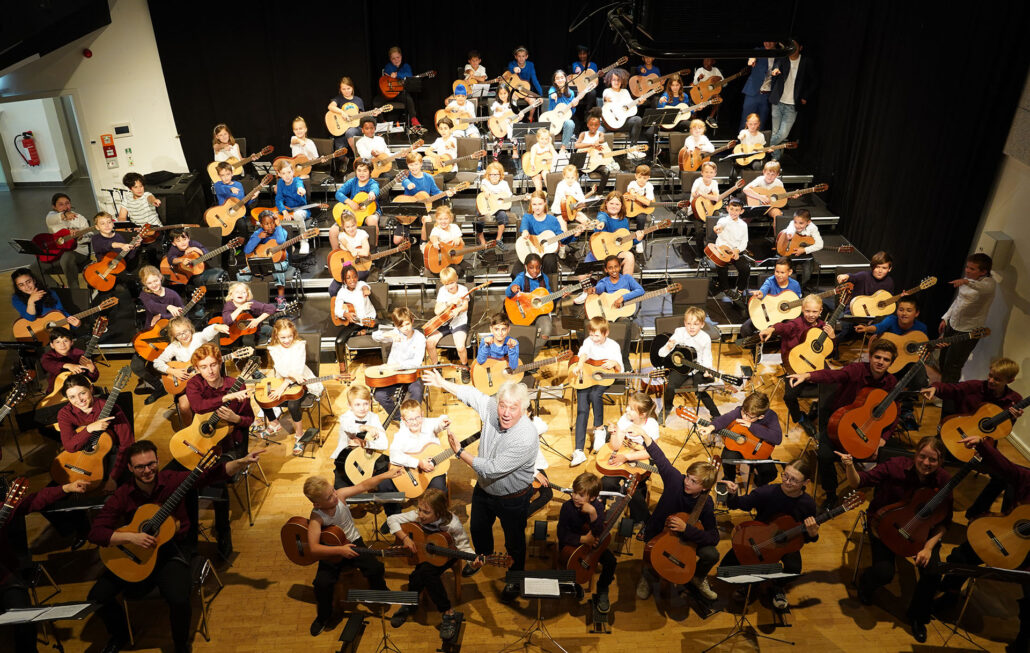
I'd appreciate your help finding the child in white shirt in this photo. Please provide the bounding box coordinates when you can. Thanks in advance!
[378,401,450,516]
[426,266,470,380]
[432,118,459,182]
[370,306,427,421]
[624,164,656,253]
[331,384,389,488]
[656,307,721,418]
[290,117,320,179]
[599,391,661,525]
[713,197,751,299]
[570,316,623,467]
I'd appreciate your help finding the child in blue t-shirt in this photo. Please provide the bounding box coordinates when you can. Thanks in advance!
[274,159,309,220]
[739,257,802,338]
[239,210,289,305]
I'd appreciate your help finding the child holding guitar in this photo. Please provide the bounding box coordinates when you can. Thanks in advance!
[489,84,518,140]
[427,266,471,383]
[558,472,617,608]
[386,487,484,638]
[431,117,459,182]
[576,111,619,189]
[777,208,822,289]
[657,74,690,131]
[506,46,543,119]
[547,70,578,147]
[41,327,99,392]
[476,161,511,251]
[327,76,365,153]
[290,116,319,179]
[837,436,951,643]
[153,316,229,425]
[601,69,646,158]
[335,212,371,281]
[711,197,751,301]
[90,210,139,277]
[10,267,79,327]
[370,306,427,421]
[212,123,241,164]
[624,164,656,254]
[570,316,623,468]
[505,254,553,338]
[117,172,163,230]
[476,312,521,373]
[378,46,420,128]
[583,255,644,349]
[742,160,786,220]
[426,205,464,273]
[835,251,895,342]
[133,266,185,404]
[693,59,723,128]
[335,157,383,246]
[682,119,716,159]
[333,265,375,366]
[443,87,479,138]
[329,385,389,488]
[221,280,277,344]
[739,256,800,338]
[581,191,638,276]
[57,374,135,493]
[165,227,228,291]
[856,296,927,429]
[355,118,391,175]
[698,391,780,486]
[526,128,557,193]
[730,112,766,182]
[599,391,660,526]
[212,163,255,234]
[239,210,289,306]
[655,307,721,419]
[517,191,567,276]
[265,318,325,455]
[399,152,451,244]
[379,403,450,516]
[273,157,311,222]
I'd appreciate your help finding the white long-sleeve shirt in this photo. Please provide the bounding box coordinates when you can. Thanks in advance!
[551,179,586,216]
[268,340,323,396]
[942,274,997,332]
[45,210,90,255]
[714,215,748,251]
[684,134,715,153]
[372,330,427,369]
[389,416,446,468]
[385,511,474,554]
[782,220,823,255]
[616,414,660,445]
[658,326,713,370]
[331,409,387,460]
[335,282,375,321]
[577,337,623,371]
[153,325,222,373]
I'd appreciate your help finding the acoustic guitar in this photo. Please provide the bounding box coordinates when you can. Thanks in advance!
[658,97,723,130]
[476,191,533,215]
[39,318,108,409]
[504,277,596,326]
[488,98,542,138]
[731,491,864,565]
[325,104,392,136]
[776,231,855,257]
[329,296,376,329]
[623,194,689,218]
[967,505,1030,570]
[786,283,852,374]
[363,363,464,389]
[379,70,436,99]
[370,139,424,178]
[204,174,274,236]
[601,87,663,129]
[627,68,691,98]
[84,226,152,292]
[0,371,33,428]
[521,147,555,178]
[582,143,649,173]
[395,181,470,213]
[747,286,840,332]
[567,358,666,391]
[702,242,738,268]
[332,171,408,227]
[160,347,254,397]
[873,455,980,557]
[12,296,118,345]
[560,475,639,585]
[879,327,989,375]
[139,224,199,246]
[746,183,829,212]
[689,68,748,104]
[168,360,259,468]
[431,108,491,133]
[274,147,347,178]
[205,145,274,183]
[280,516,407,566]
[32,225,98,263]
[397,522,513,569]
[679,140,737,173]
[342,426,389,486]
[329,240,411,282]
[538,82,597,135]
[569,57,627,95]
[423,239,496,275]
[849,276,937,319]
[559,193,601,222]
[248,203,329,225]
[390,432,481,499]
[584,283,681,322]
[161,238,242,286]
[589,218,671,259]
[644,456,720,584]
[675,407,774,461]
[0,477,29,531]
[732,141,797,166]
[471,351,573,396]
[253,374,348,409]
[939,396,1030,462]
[649,335,745,385]
[208,301,300,346]
[499,70,532,98]
[50,366,131,489]
[100,451,218,582]
[594,442,658,478]
[246,228,319,263]
[133,287,207,361]
[514,220,597,263]
[422,149,486,173]
[690,179,745,223]
[422,282,489,337]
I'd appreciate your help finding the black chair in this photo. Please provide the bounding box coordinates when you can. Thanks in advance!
[341,282,390,369]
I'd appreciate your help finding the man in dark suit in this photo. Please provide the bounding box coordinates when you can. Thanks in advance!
[739,41,778,130]
[769,40,816,159]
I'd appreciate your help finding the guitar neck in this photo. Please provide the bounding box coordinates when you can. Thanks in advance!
[430,433,481,466]
[637,222,667,239]
[369,243,408,261]
[151,462,211,530]
[270,233,311,255]
[624,286,677,308]
[917,458,979,519]
[373,175,406,202]
[539,280,591,304]
[453,241,493,255]
[56,303,108,329]
[514,353,569,374]
[780,286,836,312]
[197,241,237,265]
[983,396,1030,430]
[61,226,98,244]
[107,237,142,269]
[82,331,104,360]
[825,295,851,331]
[595,479,638,544]
[424,542,480,563]
[88,379,128,447]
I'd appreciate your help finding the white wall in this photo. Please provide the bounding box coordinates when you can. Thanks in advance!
[0,0,186,208]
[0,97,76,183]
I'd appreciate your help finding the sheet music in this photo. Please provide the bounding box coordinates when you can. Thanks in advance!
[0,608,47,624]
[35,604,92,620]
[470,83,491,98]
[524,577,560,597]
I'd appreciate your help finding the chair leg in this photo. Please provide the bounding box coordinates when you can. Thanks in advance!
[123,598,135,646]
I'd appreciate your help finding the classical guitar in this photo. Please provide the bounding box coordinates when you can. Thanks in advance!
[623,194,689,218]
[342,426,389,486]
[560,475,640,585]
[422,149,486,173]
[274,147,348,178]
[689,68,748,104]
[650,335,745,385]
[329,296,376,329]
[746,183,829,212]
[205,145,274,183]
[101,451,219,582]
[476,191,533,215]
[253,374,349,409]
[521,147,555,178]
[584,283,682,322]
[84,226,152,291]
[601,86,663,129]
[12,296,118,345]
[514,220,598,263]
[499,70,532,97]
[567,359,666,390]
[0,372,33,427]
[689,179,745,224]
[398,522,513,568]
[538,82,598,135]
[204,174,274,236]
[390,432,481,499]
[786,283,852,374]
[471,351,573,396]
[504,277,596,326]
[281,516,406,566]
[248,203,329,224]
[208,301,300,346]
[363,364,464,389]
[168,360,259,468]
[680,140,737,173]
[39,317,108,408]
[160,347,254,397]
[967,505,1030,570]
[329,241,411,282]
[594,442,658,478]
[50,366,131,489]
[332,171,408,227]
[731,141,797,166]
[829,347,931,459]
[627,68,691,98]
[246,228,319,263]
[33,225,98,263]
[658,97,723,130]
[370,139,424,178]
[676,407,774,460]
[644,455,721,584]
[589,218,671,259]
[939,396,1030,462]
[559,193,601,222]
[0,477,29,531]
[582,143,649,173]
[325,104,393,137]
[423,239,497,275]
[747,286,840,332]
[379,70,436,99]
[431,108,491,133]
[569,57,627,95]
[776,231,855,257]
[731,491,864,565]
[880,327,989,375]
[489,98,543,138]
[873,455,981,557]
[703,242,738,268]
[849,276,937,319]
[161,238,243,286]
[395,181,470,213]
[422,282,489,336]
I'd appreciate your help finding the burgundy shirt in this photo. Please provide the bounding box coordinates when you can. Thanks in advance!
[844,270,894,298]
[221,299,276,325]
[727,484,819,543]
[41,347,100,392]
[557,497,605,548]
[642,441,719,546]
[808,362,899,436]
[1,486,68,584]
[976,440,1030,505]
[56,399,134,483]
[933,380,1023,417]
[772,314,829,358]
[857,455,953,528]
[713,407,782,445]
[183,375,254,447]
[88,464,231,546]
[140,288,184,324]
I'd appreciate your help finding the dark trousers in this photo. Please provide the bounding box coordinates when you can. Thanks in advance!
[469,485,530,571]
[1,580,36,653]
[313,537,387,621]
[859,531,942,623]
[722,448,777,487]
[965,472,1016,518]
[739,318,758,339]
[575,386,605,451]
[375,92,417,122]
[407,560,454,613]
[373,381,423,424]
[378,474,446,515]
[87,544,193,651]
[602,475,650,524]
[721,547,802,589]
[663,369,720,417]
[592,549,617,594]
[130,353,163,390]
[938,324,983,386]
[57,250,89,289]
[261,396,305,425]
[784,381,805,423]
[716,257,751,292]
[817,427,843,499]
[334,322,368,367]
[527,475,554,517]
[511,252,558,276]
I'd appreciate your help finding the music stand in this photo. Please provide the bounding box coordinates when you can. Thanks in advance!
[345,589,418,653]
[573,260,606,278]
[9,239,57,289]
[641,109,681,165]
[0,601,98,653]
[244,256,276,279]
[500,570,576,653]
[705,563,798,652]
[936,564,1030,650]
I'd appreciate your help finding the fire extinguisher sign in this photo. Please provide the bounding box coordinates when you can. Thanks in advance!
[14,131,41,167]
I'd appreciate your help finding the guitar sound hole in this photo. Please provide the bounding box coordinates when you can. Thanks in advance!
[201,424,214,436]
[1016,520,1030,538]
[140,521,158,537]
[978,419,995,434]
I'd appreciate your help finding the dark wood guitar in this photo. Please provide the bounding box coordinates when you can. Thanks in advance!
[731,491,864,564]
[560,475,640,584]
[379,70,436,99]
[644,456,720,584]
[208,301,300,346]
[160,238,243,285]
[397,522,512,568]
[675,407,774,461]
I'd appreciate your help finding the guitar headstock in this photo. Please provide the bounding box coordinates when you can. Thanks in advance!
[2,477,28,511]
[111,366,133,392]
[632,144,649,153]
[397,240,412,253]
[393,170,410,185]
[555,350,574,363]
[784,142,799,149]
[331,147,348,158]
[530,97,544,108]
[259,173,276,187]
[667,282,682,293]
[648,367,669,379]
[674,406,699,423]
[657,219,673,230]
[131,225,153,244]
[424,71,437,79]
[301,228,320,239]
[970,327,991,339]
[258,145,274,157]
[238,358,261,381]
[472,150,487,159]
[277,301,302,316]
[835,282,854,302]
[410,139,425,150]
[709,97,724,106]
[812,183,829,193]
[92,316,109,338]
[377,104,394,114]
[485,552,514,568]
[228,346,255,361]
[452,181,472,193]
[919,276,938,290]
[840,490,865,512]
[98,297,119,311]
[190,287,207,304]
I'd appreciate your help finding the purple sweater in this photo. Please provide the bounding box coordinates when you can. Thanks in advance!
[642,440,719,546]
[557,497,605,548]
[845,270,894,298]
[165,239,208,267]
[727,484,819,542]
[221,299,276,325]
[91,232,135,260]
[141,288,184,323]
[713,407,782,445]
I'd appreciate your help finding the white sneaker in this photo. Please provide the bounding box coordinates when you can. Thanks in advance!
[692,577,718,601]
[558,244,568,259]
[570,449,587,467]
[635,242,644,254]
[636,576,652,600]
[573,292,588,305]
[591,427,607,453]
[628,150,645,160]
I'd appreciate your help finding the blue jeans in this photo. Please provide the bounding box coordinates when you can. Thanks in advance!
[770,102,798,159]
[236,259,288,288]
[740,93,771,130]
[560,119,575,147]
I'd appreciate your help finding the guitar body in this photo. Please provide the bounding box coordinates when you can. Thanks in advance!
[161,361,194,396]
[253,378,307,409]
[504,288,553,326]
[691,196,722,223]
[398,522,455,566]
[343,446,387,485]
[721,422,775,460]
[828,387,897,459]
[649,334,698,377]
[32,230,76,263]
[601,102,636,130]
[850,290,896,318]
[206,157,242,183]
[423,241,465,274]
[378,75,407,98]
[50,432,114,488]
[99,503,178,582]
[678,145,709,170]
[364,366,419,388]
[873,489,949,557]
[249,238,288,263]
[623,195,655,218]
[776,234,816,257]
[488,111,516,138]
[37,372,72,409]
[169,419,231,469]
[703,243,734,268]
[205,201,247,235]
[567,359,618,390]
[584,289,636,321]
[594,443,654,478]
[940,404,1014,462]
[207,316,251,346]
[560,534,614,585]
[84,253,126,292]
[328,249,371,281]
[733,143,768,166]
[732,516,804,565]
[349,192,378,225]
[967,505,1030,569]
[500,71,531,97]
[133,320,170,362]
[539,104,575,135]
[514,231,560,263]
[281,516,335,565]
[628,74,662,97]
[787,329,834,374]
[158,248,202,285]
[589,229,634,260]
[644,513,698,584]
[747,290,802,331]
[879,332,930,374]
[390,456,446,499]
[745,185,790,209]
[521,150,553,177]
[13,312,69,344]
[471,359,524,395]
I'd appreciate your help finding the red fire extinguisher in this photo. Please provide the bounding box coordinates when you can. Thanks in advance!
[14,132,41,167]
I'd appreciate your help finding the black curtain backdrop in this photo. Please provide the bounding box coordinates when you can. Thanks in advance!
[149,0,1029,323]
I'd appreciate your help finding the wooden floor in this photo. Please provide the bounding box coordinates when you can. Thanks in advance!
[1,296,1023,652]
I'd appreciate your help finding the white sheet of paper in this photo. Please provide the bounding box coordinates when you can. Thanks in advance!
[37,604,93,620]
[523,577,560,597]
[0,608,47,624]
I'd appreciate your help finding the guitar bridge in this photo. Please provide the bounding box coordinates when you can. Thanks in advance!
[661,551,685,569]
[62,464,92,476]
[852,425,870,444]
[986,530,1009,555]
[115,544,142,564]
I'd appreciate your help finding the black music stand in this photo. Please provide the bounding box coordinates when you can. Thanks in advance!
[9,239,56,289]
[345,589,418,653]
[641,108,682,165]
[347,490,407,543]
[244,256,276,279]
[706,563,798,652]
[937,564,1030,650]
[500,570,576,653]
[0,601,98,652]
[573,260,606,278]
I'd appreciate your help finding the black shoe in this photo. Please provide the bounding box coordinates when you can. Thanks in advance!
[310,616,328,636]
[594,592,610,612]
[460,368,471,384]
[460,563,481,578]
[101,636,126,653]
[439,612,458,640]
[144,389,167,405]
[500,582,520,603]
[390,606,412,628]
[572,584,585,601]
[379,521,391,535]
[133,382,154,396]
[70,535,88,551]
[217,532,233,559]
[910,618,927,643]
